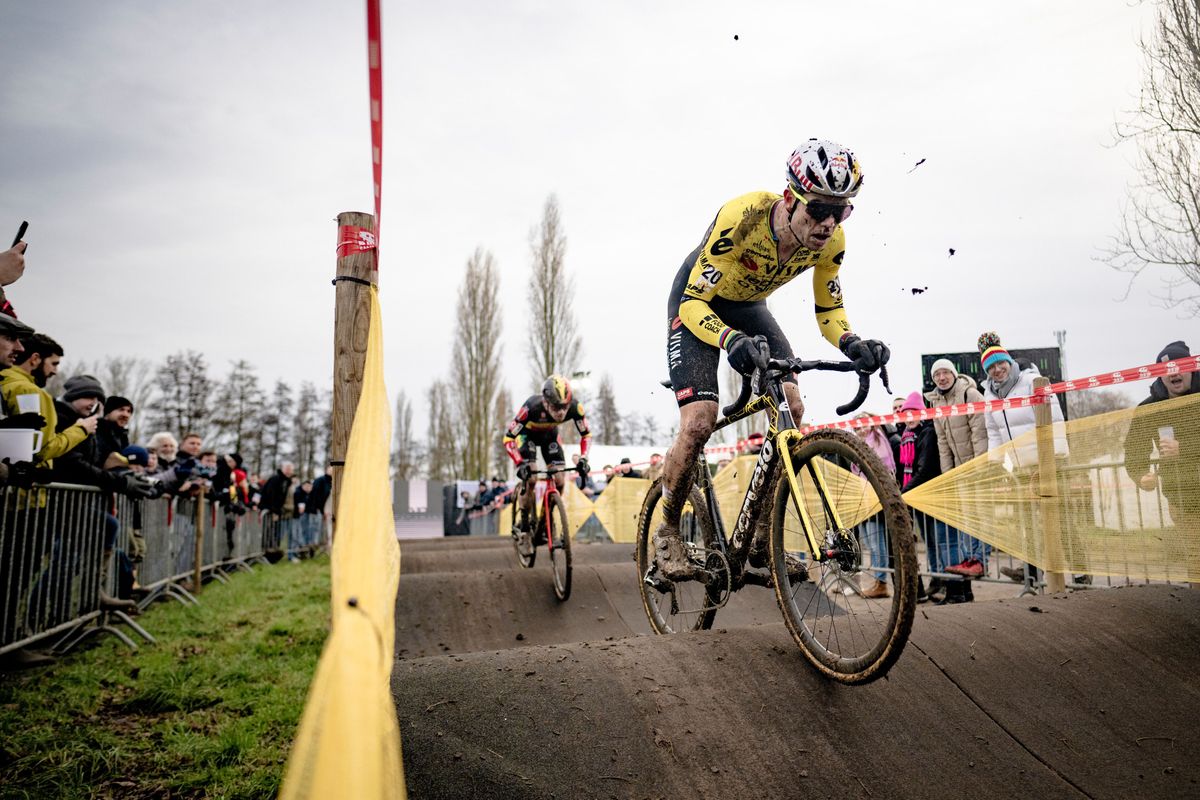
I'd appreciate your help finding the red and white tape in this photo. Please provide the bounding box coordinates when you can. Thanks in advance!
[366,0,383,253]
[799,355,1200,435]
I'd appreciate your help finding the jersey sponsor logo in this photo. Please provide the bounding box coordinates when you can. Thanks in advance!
[671,315,683,330]
[668,330,683,370]
[675,387,694,400]
[832,250,845,265]
[710,228,736,256]
[699,313,724,334]
[826,278,843,303]
[516,406,529,422]
[740,254,759,272]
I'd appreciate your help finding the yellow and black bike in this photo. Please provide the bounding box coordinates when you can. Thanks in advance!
[637,355,917,684]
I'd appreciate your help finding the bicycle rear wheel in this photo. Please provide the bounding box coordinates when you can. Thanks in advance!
[547,492,572,601]
[636,480,720,634]
[770,428,917,684]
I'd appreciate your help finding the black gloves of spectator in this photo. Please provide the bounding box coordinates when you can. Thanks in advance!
[0,412,46,430]
[726,333,770,376]
[3,459,54,488]
[516,462,532,482]
[575,457,590,478]
[120,474,160,499]
[839,334,890,373]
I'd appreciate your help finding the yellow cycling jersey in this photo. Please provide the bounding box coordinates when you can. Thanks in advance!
[677,191,852,350]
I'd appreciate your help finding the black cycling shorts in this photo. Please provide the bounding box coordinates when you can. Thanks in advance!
[519,437,565,467]
[666,247,795,407]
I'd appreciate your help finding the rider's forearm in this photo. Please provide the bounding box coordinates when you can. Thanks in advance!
[579,435,591,458]
[678,297,737,349]
[814,305,851,349]
[504,439,523,465]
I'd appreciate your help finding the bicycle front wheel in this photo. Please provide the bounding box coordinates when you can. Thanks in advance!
[636,479,720,634]
[770,428,917,684]
[547,492,572,601]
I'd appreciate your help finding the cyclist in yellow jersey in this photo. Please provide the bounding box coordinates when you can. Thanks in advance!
[656,139,891,579]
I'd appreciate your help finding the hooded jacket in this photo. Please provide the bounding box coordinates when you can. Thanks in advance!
[924,373,988,471]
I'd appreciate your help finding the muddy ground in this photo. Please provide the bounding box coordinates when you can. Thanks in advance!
[393,539,1200,799]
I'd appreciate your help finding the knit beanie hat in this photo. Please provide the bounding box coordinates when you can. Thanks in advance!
[104,395,133,415]
[978,331,1015,371]
[900,391,925,413]
[120,445,151,466]
[1156,340,1190,363]
[930,358,957,378]
[62,374,106,403]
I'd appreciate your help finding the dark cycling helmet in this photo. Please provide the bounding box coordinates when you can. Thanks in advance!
[542,375,573,409]
[786,139,864,198]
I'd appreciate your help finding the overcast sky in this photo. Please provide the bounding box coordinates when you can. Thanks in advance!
[1,0,1190,439]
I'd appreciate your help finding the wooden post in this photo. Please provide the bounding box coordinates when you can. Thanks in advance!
[193,495,205,594]
[1033,376,1067,593]
[330,212,378,537]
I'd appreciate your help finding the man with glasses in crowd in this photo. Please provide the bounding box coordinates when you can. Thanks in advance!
[503,375,591,555]
[653,139,891,580]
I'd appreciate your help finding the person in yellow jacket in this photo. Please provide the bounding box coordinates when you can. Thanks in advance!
[0,332,96,466]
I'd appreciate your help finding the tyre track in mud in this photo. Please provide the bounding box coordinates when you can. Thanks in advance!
[393,539,1200,798]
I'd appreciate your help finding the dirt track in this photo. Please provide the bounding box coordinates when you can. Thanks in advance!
[393,538,1200,799]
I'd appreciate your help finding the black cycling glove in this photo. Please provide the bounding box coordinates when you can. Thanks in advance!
[726,333,770,376]
[575,457,590,477]
[840,334,890,373]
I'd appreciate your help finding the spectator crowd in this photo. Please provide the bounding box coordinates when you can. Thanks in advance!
[0,239,333,667]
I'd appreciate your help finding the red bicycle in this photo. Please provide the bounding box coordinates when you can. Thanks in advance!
[511,467,573,601]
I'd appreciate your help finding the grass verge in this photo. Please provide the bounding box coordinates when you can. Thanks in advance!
[0,556,331,800]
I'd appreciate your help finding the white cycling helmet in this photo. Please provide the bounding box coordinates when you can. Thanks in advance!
[785,139,864,198]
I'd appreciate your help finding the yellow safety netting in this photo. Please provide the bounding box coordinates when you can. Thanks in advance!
[591,478,651,543]
[905,392,1200,582]
[280,288,405,800]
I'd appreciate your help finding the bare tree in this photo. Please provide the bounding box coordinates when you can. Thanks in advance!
[593,373,623,445]
[452,248,504,480]
[148,351,213,438]
[392,390,421,480]
[291,381,322,479]
[1103,0,1200,316]
[527,194,582,384]
[211,360,263,456]
[425,379,461,482]
[258,380,294,474]
[1067,388,1135,419]
[492,386,513,478]
[95,357,156,442]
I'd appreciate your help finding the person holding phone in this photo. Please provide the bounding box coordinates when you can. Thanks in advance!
[1,333,94,466]
[1124,340,1199,532]
[1,222,29,318]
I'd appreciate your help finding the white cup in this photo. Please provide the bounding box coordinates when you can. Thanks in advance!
[0,428,43,464]
[15,394,40,415]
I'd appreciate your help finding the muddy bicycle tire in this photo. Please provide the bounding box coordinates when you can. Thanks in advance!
[769,428,917,684]
[636,479,720,634]
[548,492,572,601]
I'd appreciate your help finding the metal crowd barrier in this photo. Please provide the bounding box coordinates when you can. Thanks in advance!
[0,483,293,660]
[0,484,136,657]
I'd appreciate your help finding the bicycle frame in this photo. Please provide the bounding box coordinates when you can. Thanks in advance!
[520,468,568,551]
[693,370,851,582]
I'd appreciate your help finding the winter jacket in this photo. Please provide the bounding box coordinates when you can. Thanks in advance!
[981,365,1068,468]
[896,420,941,492]
[1122,371,1199,510]
[52,400,130,493]
[95,418,130,465]
[924,374,988,471]
[260,470,293,516]
[0,366,86,465]
[306,474,332,516]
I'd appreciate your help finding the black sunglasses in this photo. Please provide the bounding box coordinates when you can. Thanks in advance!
[796,194,854,224]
